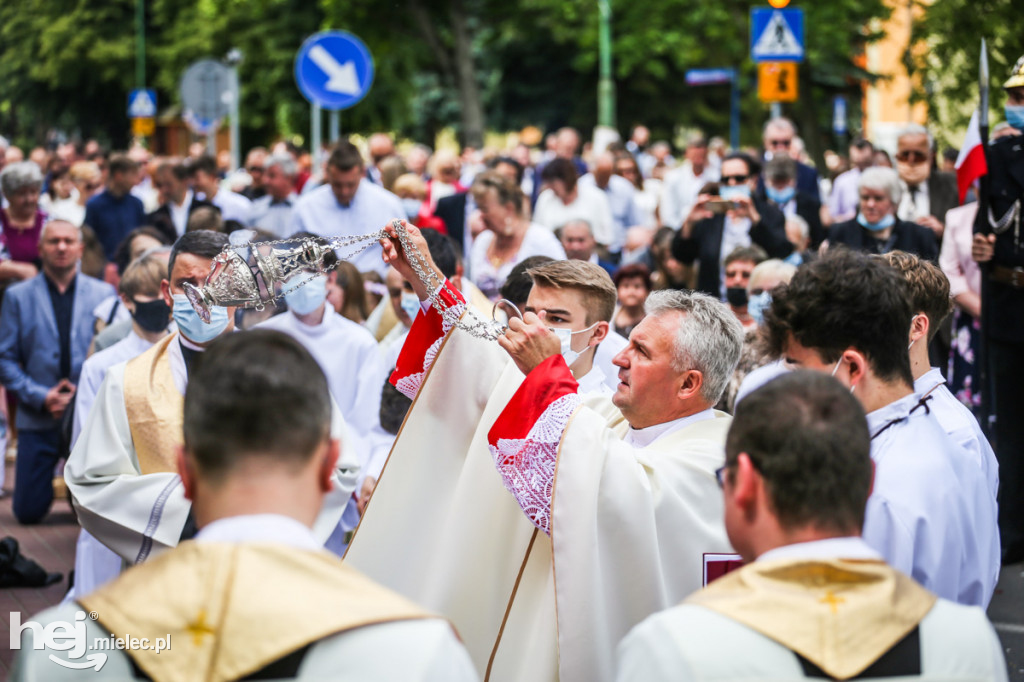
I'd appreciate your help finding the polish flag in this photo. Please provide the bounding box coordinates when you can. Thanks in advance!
[955,109,988,203]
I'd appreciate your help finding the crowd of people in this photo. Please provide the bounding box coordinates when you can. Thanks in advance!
[2,55,1024,681]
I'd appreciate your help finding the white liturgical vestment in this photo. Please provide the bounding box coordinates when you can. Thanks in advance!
[12,514,479,682]
[65,333,359,567]
[346,284,733,682]
[615,537,1008,682]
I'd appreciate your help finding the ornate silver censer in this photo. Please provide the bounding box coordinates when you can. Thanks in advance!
[183,220,508,340]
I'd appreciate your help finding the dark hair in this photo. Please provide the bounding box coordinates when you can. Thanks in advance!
[184,330,332,482]
[157,160,191,182]
[540,157,579,192]
[420,227,457,278]
[379,377,412,435]
[335,261,368,322]
[113,226,172,275]
[327,140,364,172]
[191,155,219,177]
[877,251,952,342]
[499,255,555,308]
[851,137,874,152]
[764,248,914,385]
[168,230,229,279]
[488,156,524,186]
[108,153,139,177]
[764,155,797,183]
[723,152,760,177]
[726,370,872,534]
[613,263,652,290]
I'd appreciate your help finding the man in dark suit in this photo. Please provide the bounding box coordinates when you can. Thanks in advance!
[895,124,959,241]
[757,155,824,248]
[972,55,1024,564]
[761,117,820,198]
[672,153,792,299]
[146,160,216,242]
[0,219,114,523]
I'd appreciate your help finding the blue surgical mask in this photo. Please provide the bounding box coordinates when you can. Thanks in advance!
[172,294,229,344]
[284,273,327,316]
[1005,105,1024,131]
[856,212,896,232]
[719,185,751,202]
[765,185,795,205]
[400,292,421,321]
[550,322,599,367]
[748,290,772,326]
[401,198,422,219]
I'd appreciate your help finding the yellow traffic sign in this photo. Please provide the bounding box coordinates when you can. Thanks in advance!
[758,62,798,102]
[132,117,156,137]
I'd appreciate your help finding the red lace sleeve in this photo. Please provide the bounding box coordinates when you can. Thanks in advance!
[389,283,466,400]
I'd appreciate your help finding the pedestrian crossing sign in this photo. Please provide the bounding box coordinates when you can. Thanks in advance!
[128,89,157,119]
[751,8,804,63]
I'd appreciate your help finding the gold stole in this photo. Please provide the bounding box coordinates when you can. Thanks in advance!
[686,558,937,680]
[79,542,438,682]
[123,334,183,475]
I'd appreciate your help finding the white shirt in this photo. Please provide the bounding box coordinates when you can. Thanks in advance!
[914,368,999,502]
[624,408,716,449]
[289,181,406,276]
[248,194,296,237]
[534,184,615,246]
[206,188,253,224]
[169,189,193,236]
[91,295,131,328]
[196,513,322,550]
[257,307,384,444]
[734,359,789,407]
[469,225,566,300]
[758,536,882,563]
[863,392,999,607]
[897,178,932,222]
[576,364,611,396]
[595,329,628,393]
[659,162,720,230]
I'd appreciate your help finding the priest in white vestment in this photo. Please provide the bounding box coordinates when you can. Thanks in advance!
[764,249,999,607]
[67,252,174,601]
[66,231,358,570]
[15,331,476,682]
[616,371,1007,681]
[347,222,745,682]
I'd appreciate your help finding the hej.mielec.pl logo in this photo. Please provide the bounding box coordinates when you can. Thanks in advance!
[10,610,172,671]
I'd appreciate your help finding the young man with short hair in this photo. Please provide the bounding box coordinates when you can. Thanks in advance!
[764,249,998,606]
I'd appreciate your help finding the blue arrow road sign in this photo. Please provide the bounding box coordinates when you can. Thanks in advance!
[295,31,374,111]
[128,89,157,119]
[751,8,804,63]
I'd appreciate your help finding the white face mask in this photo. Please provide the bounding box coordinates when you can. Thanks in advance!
[550,322,599,367]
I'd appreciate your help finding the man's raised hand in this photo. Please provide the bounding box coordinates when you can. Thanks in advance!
[497,311,562,376]
[379,220,437,301]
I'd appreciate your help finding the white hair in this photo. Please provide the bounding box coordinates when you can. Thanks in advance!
[265,152,297,177]
[858,166,903,205]
[644,289,744,405]
[763,117,797,138]
[748,259,797,293]
[0,161,43,198]
[896,123,933,149]
[785,215,810,240]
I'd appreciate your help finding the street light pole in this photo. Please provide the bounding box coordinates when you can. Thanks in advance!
[594,0,618,152]
[225,49,243,171]
[135,0,145,90]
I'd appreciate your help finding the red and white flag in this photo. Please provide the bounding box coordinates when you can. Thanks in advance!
[955,109,988,203]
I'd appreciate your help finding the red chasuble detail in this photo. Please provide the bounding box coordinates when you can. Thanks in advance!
[389,283,466,400]
[487,355,581,535]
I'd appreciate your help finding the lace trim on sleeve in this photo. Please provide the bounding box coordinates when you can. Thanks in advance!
[488,392,581,535]
[394,301,464,400]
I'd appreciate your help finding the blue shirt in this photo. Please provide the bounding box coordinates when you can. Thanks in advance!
[289,181,405,276]
[84,190,146,260]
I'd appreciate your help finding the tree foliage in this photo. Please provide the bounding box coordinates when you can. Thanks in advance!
[0,0,890,160]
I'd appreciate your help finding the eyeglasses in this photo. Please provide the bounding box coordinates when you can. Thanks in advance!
[715,465,729,488]
[247,166,264,174]
[895,150,928,164]
[721,174,749,185]
[724,269,752,279]
[767,138,792,149]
